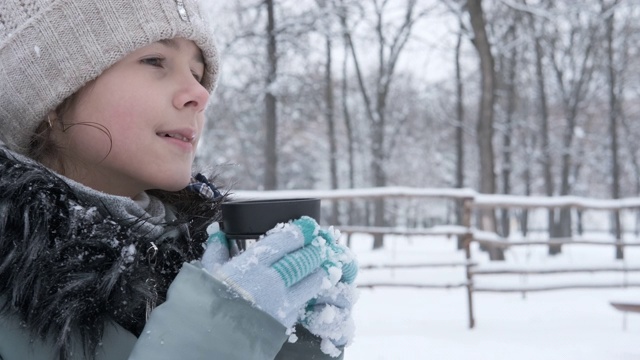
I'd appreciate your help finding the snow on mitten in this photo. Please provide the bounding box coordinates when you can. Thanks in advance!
[201,222,234,271]
[316,228,358,285]
[210,216,341,329]
[302,282,359,357]
[300,227,359,357]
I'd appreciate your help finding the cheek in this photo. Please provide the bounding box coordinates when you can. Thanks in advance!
[85,94,144,135]
[96,96,139,127]
[63,97,139,156]
[194,115,207,151]
[63,122,113,160]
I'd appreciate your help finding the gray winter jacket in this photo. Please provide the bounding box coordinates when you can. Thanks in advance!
[0,148,342,360]
[0,263,338,359]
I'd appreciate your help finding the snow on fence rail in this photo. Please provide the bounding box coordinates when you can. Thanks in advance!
[234,186,640,208]
[233,187,640,328]
[233,186,477,200]
[338,225,468,236]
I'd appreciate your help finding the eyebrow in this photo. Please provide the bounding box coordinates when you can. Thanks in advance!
[158,39,205,65]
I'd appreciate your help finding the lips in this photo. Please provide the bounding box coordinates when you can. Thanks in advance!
[156,128,198,153]
[157,129,196,143]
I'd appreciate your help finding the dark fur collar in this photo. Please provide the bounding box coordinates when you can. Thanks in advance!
[0,148,222,359]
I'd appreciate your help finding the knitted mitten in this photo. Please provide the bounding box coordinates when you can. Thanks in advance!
[300,228,359,357]
[301,282,358,357]
[201,222,233,272]
[208,216,340,328]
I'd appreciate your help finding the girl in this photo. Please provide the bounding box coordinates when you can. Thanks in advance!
[0,1,357,359]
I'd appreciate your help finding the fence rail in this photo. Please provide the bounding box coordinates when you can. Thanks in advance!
[473,283,640,292]
[357,282,468,289]
[360,261,474,270]
[471,267,640,275]
[234,187,640,328]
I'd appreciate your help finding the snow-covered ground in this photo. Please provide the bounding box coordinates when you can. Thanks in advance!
[346,233,640,359]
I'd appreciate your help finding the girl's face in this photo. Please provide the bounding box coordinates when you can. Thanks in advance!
[49,38,209,198]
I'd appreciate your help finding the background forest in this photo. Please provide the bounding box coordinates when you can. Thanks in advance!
[193,4,640,356]
[195,0,640,232]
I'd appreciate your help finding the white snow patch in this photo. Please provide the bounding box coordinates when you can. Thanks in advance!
[349,232,640,359]
[121,244,136,263]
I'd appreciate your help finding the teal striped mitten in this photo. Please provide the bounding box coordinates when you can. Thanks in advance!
[300,228,359,357]
[210,216,338,328]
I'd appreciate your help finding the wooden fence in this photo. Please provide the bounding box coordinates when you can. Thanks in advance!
[234,187,640,328]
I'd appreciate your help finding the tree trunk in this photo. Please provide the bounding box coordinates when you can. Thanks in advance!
[341,38,356,246]
[340,0,420,250]
[603,0,623,259]
[548,8,595,254]
[264,0,278,190]
[324,35,340,225]
[500,24,517,239]
[521,152,532,237]
[455,24,466,250]
[467,0,502,260]
[342,8,383,249]
[621,112,639,237]
[526,8,559,253]
[556,108,575,251]
[341,36,356,231]
[371,81,386,249]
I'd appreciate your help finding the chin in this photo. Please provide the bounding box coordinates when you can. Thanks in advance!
[153,175,192,192]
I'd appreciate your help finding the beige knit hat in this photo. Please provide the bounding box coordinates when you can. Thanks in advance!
[0,0,219,154]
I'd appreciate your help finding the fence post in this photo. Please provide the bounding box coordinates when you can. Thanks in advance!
[614,209,624,260]
[463,197,475,329]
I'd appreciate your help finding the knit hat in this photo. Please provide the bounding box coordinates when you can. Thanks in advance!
[0,0,219,154]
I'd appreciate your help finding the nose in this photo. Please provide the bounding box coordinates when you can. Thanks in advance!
[173,76,209,113]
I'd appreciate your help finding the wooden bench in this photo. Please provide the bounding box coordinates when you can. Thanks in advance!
[610,301,640,330]
[611,301,640,313]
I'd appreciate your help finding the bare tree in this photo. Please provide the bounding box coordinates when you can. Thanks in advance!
[467,0,503,260]
[528,2,557,252]
[455,18,466,249]
[325,36,340,224]
[549,5,598,254]
[600,0,623,258]
[514,0,598,254]
[498,20,519,239]
[199,0,640,244]
[324,34,340,224]
[264,0,279,190]
[339,0,426,249]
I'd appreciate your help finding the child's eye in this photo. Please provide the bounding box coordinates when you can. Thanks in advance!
[141,57,164,67]
[192,71,203,83]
